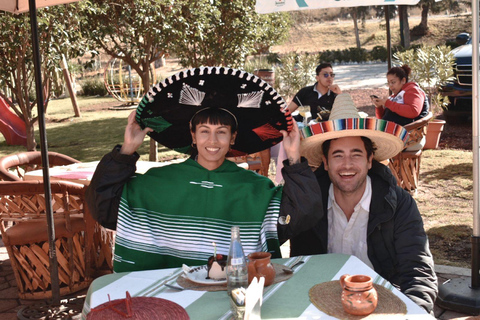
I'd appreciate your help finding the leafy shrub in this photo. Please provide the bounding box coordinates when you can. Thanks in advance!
[81,77,108,96]
[370,46,388,62]
[266,53,281,65]
[319,50,336,63]
[445,40,461,50]
[347,47,368,63]
[275,52,317,100]
[319,46,388,63]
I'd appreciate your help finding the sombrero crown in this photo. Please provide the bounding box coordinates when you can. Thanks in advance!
[135,67,293,157]
[300,93,409,166]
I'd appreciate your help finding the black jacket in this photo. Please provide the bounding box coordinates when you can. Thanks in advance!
[278,158,438,313]
[85,145,139,230]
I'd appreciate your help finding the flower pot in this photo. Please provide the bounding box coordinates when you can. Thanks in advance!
[254,69,275,87]
[424,119,446,150]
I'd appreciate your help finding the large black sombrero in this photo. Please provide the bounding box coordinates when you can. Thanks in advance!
[135,67,293,156]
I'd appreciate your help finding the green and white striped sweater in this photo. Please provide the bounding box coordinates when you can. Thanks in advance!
[114,158,282,272]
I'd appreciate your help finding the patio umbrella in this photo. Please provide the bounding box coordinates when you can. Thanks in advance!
[0,0,81,306]
[256,0,479,315]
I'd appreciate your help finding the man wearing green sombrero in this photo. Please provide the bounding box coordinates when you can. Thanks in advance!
[278,93,437,314]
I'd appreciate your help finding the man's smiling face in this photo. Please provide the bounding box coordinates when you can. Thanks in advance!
[322,136,373,197]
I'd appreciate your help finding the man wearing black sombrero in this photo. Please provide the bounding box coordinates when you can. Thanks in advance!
[278,93,437,314]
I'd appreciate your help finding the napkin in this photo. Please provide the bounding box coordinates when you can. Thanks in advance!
[244,277,265,320]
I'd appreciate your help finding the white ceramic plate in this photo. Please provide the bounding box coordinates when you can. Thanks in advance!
[182,264,227,285]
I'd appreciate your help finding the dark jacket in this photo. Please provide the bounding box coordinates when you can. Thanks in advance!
[85,145,139,230]
[278,158,438,313]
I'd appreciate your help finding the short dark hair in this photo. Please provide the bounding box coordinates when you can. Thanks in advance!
[316,63,333,76]
[387,64,412,83]
[190,107,238,134]
[322,136,376,162]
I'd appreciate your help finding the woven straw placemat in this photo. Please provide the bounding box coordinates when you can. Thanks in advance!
[87,296,190,320]
[176,263,293,292]
[309,280,407,320]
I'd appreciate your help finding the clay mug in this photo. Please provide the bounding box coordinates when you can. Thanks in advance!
[339,274,378,316]
[247,252,276,286]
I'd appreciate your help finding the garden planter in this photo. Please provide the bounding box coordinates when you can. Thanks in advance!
[254,69,275,87]
[424,119,446,150]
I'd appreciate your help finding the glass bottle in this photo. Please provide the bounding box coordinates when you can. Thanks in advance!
[226,226,248,319]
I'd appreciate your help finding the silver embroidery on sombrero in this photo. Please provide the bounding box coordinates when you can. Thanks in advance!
[179,83,205,106]
[237,91,263,109]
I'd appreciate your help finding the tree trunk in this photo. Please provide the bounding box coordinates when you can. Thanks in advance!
[420,3,429,31]
[352,10,361,49]
[399,5,411,49]
[24,120,36,151]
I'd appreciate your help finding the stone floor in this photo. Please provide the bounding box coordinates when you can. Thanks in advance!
[0,237,479,319]
[434,265,480,320]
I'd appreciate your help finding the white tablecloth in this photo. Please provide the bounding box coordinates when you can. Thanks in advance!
[23,159,185,185]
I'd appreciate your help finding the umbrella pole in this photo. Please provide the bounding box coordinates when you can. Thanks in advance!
[28,0,61,305]
[436,1,480,315]
[384,5,391,71]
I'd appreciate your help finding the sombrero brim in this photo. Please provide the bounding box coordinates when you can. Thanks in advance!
[135,67,293,156]
[300,117,409,166]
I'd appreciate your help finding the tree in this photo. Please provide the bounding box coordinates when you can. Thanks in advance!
[79,0,180,95]
[172,0,291,68]
[415,0,465,36]
[345,7,369,50]
[79,0,184,161]
[0,5,88,150]
[398,5,410,48]
[418,0,432,33]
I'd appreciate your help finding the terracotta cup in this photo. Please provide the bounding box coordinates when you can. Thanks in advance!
[339,274,378,316]
[247,252,276,286]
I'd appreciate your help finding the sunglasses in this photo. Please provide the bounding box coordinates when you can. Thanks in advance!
[321,73,335,78]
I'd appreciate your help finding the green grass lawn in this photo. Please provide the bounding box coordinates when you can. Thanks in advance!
[0,96,185,161]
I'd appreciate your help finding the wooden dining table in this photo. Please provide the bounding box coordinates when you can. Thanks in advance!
[80,253,433,319]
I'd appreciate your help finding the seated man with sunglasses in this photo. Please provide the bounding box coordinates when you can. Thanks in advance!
[288,63,342,121]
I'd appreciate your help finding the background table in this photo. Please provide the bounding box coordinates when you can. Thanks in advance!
[81,253,433,320]
[23,159,185,185]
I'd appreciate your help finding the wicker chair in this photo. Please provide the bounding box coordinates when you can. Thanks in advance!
[0,151,80,181]
[388,112,433,193]
[228,149,271,177]
[0,181,96,299]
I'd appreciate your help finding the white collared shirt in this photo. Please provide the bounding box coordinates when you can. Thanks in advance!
[327,176,374,269]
